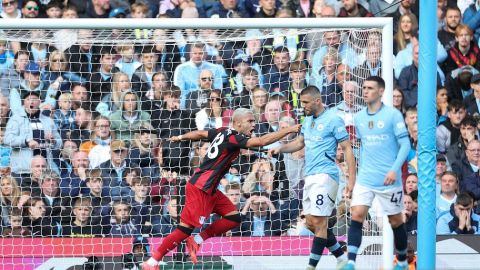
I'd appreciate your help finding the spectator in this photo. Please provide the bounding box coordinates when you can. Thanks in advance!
[251,87,268,122]
[264,46,290,94]
[437,87,449,124]
[150,29,181,78]
[446,115,477,167]
[59,151,89,198]
[189,140,209,171]
[0,39,15,76]
[1,207,31,237]
[130,123,161,178]
[84,168,110,222]
[104,200,141,236]
[21,0,40,18]
[132,46,162,98]
[436,154,449,189]
[437,192,480,234]
[0,50,29,98]
[443,25,480,75]
[53,93,76,131]
[405,173,418,194]
[0,175,21,227]
[13,155,46,196]
[263,98,283,132]
[225,182,243,211]
[115,44,142,81]
[80,115,113,168]
[143,71,169,109]
[0,95,11,128]
[173,43,225,108]
[38,170,70,222]
[53,140,78,176]
[153,196,179,236]
[286,0,315,18]
[109,91,151,142]
[242,158,275,196]
[42,50,85,92]
[403,193,417,235]
[87,47,118,104]
[207,0,249,18]
[394,14,418,55]
[452,139,480,186]
[466,73,480,114]
[68,105,93,145]
[309,47,341,107]
[254,0,278,18]
[437,171,459,218]
[437,100,467,153]
[338,0,373,17]
[287,61,307,119]
[86,0,111,18]
[71,83,89,110]
[96,72,131,117]
[439,6,462,51]
[185,69,214,113]
[195,89,229,130]
[463,0,480,42]
[22,197,60,237]
[62,197,102,237]
[0,0,21,18]
[98,140,134,201]
[45,0,63,18]
[5,91,62,175]
[238,193,282,236]
[393,87,406,114]
[333,81,363,127]
[130,176,160,235]
[65,29,99,75]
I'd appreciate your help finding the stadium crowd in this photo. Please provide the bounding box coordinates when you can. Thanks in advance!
[0,0,479,242]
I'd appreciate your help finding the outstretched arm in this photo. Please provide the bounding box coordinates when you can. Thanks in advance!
[169,130,209,142]
[245,124,301,148]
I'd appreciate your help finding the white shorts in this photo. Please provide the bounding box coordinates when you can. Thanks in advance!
[351,183,404,215]
[303,174,338,217]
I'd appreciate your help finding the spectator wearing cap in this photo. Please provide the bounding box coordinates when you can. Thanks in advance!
[5,91,62,176]
[98,140,135,200]
[207,0,249,18]
[173,42,226,109]
[130,123,161,178]
[109,7,127,18]
[0,0,21,18]
[446,115,478,168]
[9,62,55,116]
[109,91,151,142]
[21,0,40,18]
[85,0,111,18]
[0,50,29,98]
[465,73,480,115]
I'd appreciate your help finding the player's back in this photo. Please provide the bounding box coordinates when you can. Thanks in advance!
[354,105,409,190]
[190,128,248,194]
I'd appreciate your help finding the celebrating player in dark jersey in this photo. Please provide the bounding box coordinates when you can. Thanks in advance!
[143,108,301,269]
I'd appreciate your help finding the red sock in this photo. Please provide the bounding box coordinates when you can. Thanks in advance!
[199,218,239,240]
[152,228,190,261]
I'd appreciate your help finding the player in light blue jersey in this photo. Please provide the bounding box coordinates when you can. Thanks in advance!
[341,76,411,270]
[270,86,356,270]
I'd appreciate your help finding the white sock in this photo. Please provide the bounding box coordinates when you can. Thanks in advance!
[348,260,356,265]
[397,260,407,266]
[337,254,348,262]
[146,257,159,266]
[194,234,204,245]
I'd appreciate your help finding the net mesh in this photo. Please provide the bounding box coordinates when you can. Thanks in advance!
[0,26,387,269]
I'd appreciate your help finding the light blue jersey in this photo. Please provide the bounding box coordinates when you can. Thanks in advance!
[355,104,410,191]
[301,109,349,182]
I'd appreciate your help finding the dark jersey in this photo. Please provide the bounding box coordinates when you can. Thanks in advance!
[189,128,249,194]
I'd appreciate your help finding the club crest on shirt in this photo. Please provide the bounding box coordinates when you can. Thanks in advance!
[368,121,374,129]
[317,124,324,131]
[377,121,384,129]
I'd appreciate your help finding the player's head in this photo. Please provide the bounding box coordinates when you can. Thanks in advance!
[232,108,256,137]
[300,85,323,116]
[362,76,385,105]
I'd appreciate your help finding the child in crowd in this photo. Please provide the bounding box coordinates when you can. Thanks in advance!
[2,208,31,237]
[115,44,142,80]
[53,93,75,130]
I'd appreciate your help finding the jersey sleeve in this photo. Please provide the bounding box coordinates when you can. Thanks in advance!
[229,133,249,149]
[332,115,349,142]
[392,110,409,139]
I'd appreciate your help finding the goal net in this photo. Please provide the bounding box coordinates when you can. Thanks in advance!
[0,19,392,270]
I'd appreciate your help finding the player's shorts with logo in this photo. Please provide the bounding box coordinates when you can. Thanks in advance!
[303,173,338,216]
[351,183,404,215]
[180,182,237,227]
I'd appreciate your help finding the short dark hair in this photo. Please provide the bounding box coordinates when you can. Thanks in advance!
[141,45,156,55]
[365,76,385,89]
[460,115,477,128]
[273,46,289,55]
[100,47,116,57]
[447,99,466,112]
[22,0,40,8]
[300,85,321,98]
[456,192,474,207]
[440,171,458,183]
[14,50,30,60]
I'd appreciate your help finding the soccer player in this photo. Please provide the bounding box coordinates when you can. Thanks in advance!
[269,86,356,270]
[341,76,411,270]
[143,108,300,269]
